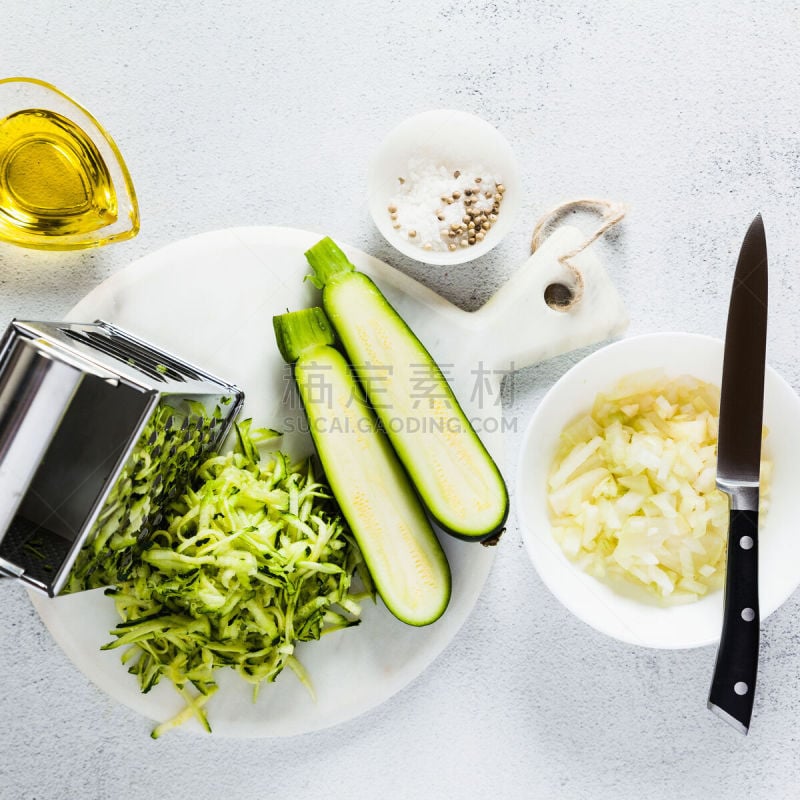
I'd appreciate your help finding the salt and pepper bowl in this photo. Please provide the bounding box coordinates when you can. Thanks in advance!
[367,110,521,266]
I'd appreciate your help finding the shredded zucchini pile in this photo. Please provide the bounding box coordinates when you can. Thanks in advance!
[99,421,372,737]
[67,402,217,592]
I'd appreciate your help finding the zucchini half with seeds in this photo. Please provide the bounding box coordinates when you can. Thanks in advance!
[305,237,509,542]
[273,307,451,627]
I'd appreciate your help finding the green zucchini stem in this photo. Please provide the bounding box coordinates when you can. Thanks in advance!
[305,236,355,287]
[273,307,337,363]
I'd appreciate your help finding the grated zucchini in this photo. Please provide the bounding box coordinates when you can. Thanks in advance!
[97,419,371,736]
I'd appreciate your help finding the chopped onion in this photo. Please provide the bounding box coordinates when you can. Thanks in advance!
[547,372,771,604]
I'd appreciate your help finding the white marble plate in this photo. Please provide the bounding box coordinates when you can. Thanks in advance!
[28,225,627,737]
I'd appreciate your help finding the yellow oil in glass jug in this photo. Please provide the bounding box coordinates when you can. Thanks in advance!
[0,78,138,250]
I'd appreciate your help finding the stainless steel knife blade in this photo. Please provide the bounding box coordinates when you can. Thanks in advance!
[708,213,768,734]
[717,214,769,494]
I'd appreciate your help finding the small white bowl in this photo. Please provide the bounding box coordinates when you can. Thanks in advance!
[368,110,521,265]
[516,332,800,649]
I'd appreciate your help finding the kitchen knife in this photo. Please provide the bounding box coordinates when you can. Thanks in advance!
[708,213,768,734]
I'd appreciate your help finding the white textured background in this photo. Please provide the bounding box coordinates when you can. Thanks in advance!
[2,2,800,798]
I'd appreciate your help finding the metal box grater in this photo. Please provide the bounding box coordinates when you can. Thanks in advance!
[0,319,244,596]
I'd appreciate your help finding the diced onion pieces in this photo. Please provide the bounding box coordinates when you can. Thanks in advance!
[547,373,771,604]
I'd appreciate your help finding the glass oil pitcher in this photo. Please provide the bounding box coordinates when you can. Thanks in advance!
[0,77,139,250]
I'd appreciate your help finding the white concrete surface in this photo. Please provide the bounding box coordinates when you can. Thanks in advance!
[2,1,800,797]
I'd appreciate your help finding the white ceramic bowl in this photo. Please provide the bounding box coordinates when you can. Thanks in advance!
[516,332,800,649]
[368,109,521,265]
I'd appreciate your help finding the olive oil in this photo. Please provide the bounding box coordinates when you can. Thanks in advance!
[0,108,118,245]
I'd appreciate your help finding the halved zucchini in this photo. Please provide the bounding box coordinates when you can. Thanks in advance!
[273,307,451,626]
[305,237,509,542]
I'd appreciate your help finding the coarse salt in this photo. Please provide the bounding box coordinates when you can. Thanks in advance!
[387,158,504,252]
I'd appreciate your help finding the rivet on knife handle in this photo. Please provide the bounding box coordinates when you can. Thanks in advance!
[708,508,760,733]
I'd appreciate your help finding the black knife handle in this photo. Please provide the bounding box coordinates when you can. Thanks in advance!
[708,509,760,732]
